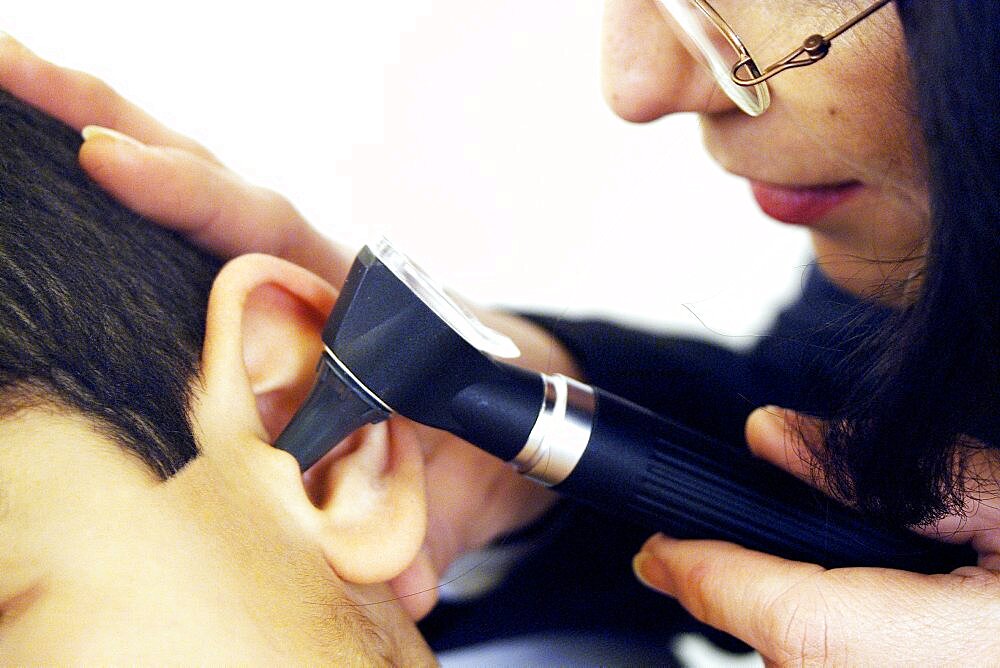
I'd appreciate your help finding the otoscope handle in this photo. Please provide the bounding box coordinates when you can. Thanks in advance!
[552,387,974,574]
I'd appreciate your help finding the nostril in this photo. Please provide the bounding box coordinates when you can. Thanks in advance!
[603,76,677,123]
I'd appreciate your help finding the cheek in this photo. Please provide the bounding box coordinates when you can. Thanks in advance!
[710,12,922,185]
[828,19,926,188]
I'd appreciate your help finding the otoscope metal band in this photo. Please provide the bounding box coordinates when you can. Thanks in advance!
[513,373,596,486]
[323,346,393,413]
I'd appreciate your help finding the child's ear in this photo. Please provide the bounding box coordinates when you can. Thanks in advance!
[306,420,427,584]
[241,277,328,439]
[199,254,427,584]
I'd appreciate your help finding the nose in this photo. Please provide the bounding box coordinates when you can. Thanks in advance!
[601,0,736,121]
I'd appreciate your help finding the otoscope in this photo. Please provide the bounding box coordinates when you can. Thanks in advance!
[275,239,974,574]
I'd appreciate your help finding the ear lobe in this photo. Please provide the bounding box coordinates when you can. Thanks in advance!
[312,420,427,584]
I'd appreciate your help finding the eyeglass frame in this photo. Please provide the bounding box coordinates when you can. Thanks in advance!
[689,0,893,104]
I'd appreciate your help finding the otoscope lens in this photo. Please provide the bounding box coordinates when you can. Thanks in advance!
[371,238,521,359]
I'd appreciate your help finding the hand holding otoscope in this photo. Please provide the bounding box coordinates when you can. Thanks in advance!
[276,239,974,574]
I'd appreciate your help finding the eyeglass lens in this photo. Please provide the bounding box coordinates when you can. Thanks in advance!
[654,0,771,115]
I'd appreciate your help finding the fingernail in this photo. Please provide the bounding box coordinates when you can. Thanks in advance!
[633,550,677,598]
[747,405,790,448]
[762,405,790,431]
[81,125,144,148]
[0,31,17,50]
[761,405,789,420]
[640,531,678,553]
[0,32,35,55]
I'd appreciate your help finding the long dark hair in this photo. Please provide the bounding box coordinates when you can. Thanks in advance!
[816,1,1000,527]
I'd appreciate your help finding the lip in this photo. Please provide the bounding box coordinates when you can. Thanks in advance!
[749,180,863,227]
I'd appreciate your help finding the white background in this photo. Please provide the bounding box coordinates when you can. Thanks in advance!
[5,1,811,344]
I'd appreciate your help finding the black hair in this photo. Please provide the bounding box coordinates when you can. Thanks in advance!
[0,89,222,478]
[814,1,1000,526]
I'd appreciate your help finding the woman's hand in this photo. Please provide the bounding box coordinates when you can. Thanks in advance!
[380,308,579,618]
[633,406,1000,664]
[0,33,567,619]
[0,32,353,287]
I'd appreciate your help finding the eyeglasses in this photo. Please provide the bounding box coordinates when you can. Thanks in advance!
[656,0,893,116]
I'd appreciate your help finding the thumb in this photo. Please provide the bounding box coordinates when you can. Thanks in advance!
[633,533,1000,664]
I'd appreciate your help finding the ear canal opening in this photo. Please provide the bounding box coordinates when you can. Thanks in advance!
[274,353,391,470]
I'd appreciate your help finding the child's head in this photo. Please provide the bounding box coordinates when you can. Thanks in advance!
[0,89,433,664]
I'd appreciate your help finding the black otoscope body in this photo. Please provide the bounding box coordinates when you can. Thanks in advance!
[276,240,974,574]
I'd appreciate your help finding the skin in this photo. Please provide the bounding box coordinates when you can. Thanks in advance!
[602,0,929,298]
[1,5,997,660]
[0,252,437,662]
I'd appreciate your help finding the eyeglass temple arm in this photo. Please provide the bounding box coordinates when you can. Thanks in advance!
[732,0,893,86]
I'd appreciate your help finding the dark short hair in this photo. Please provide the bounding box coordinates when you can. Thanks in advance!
[0,89,221,477]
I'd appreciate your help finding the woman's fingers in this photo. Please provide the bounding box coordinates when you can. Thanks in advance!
[926,447,1000,558]
[79,128,353,286]
[0,33,354,283]
[744,406,827,487]
[746,405,1000,554]
[389,547,441,621]
[0,32,218,162]
[634,533,1000,664]
[634,534,828,656]
[0,32,354,285]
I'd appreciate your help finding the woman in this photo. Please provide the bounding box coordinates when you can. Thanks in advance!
[2,0,996,661]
